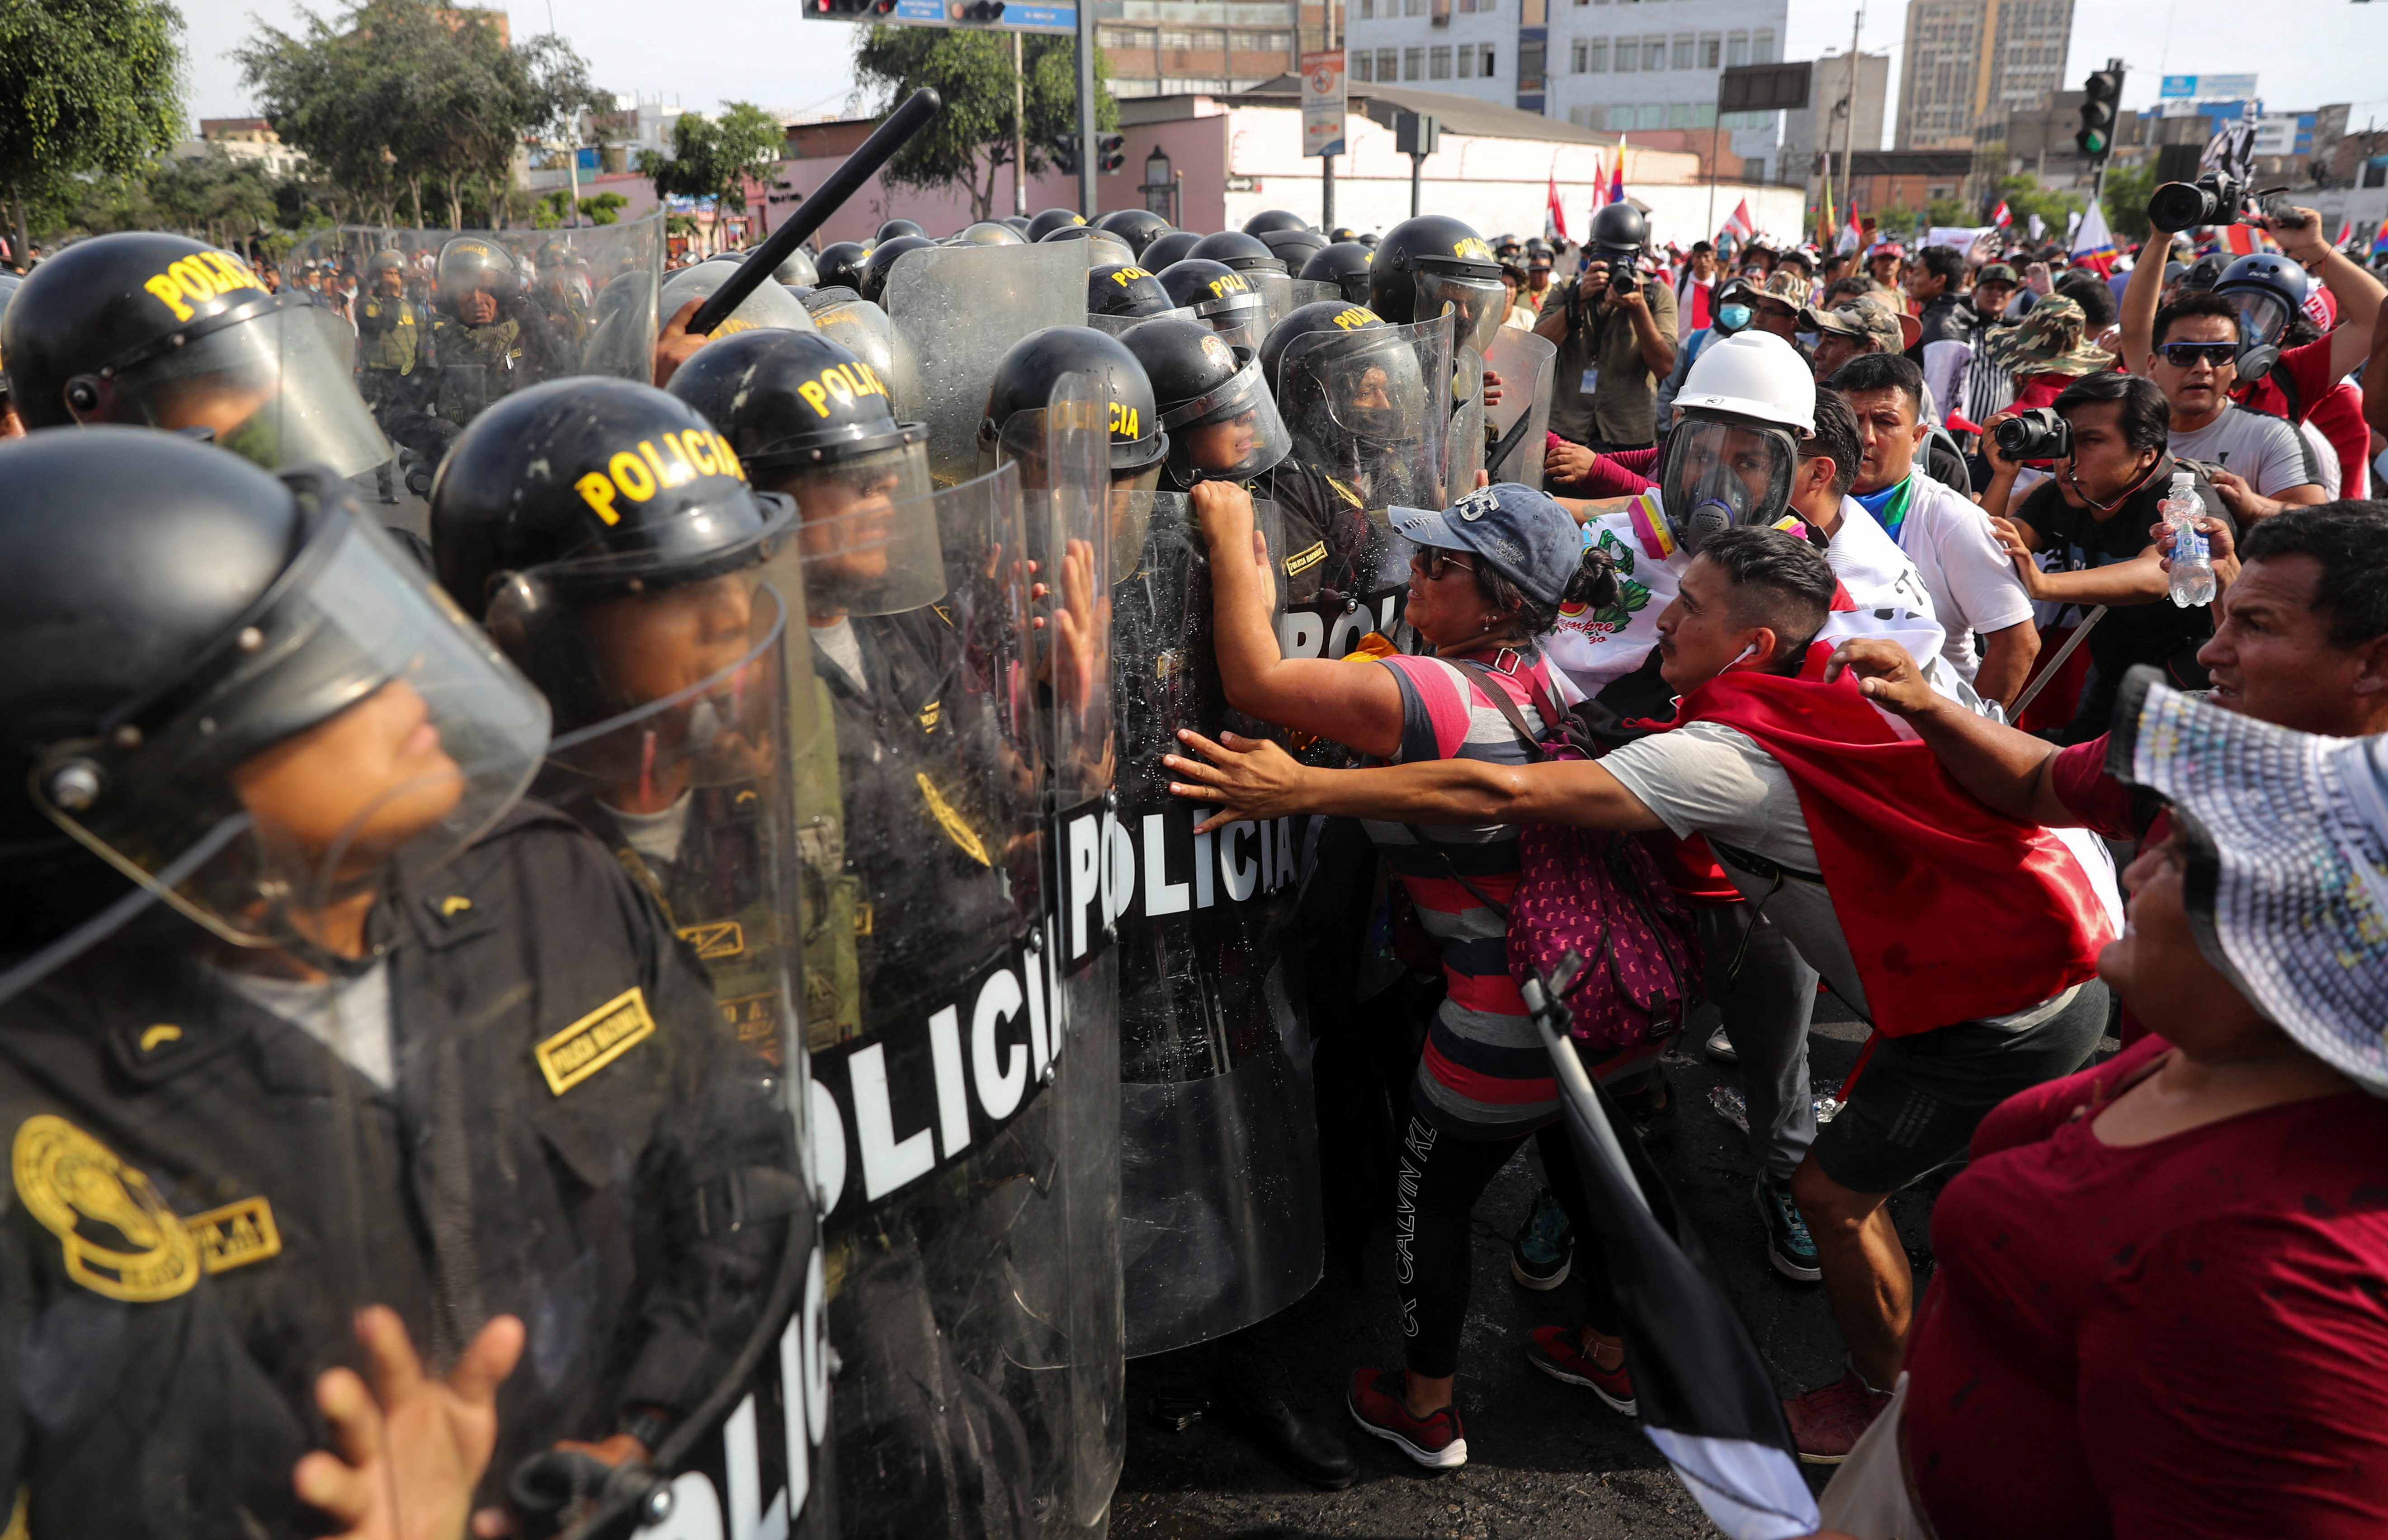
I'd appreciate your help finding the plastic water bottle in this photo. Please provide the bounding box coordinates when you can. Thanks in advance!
[2164,471,2216,608]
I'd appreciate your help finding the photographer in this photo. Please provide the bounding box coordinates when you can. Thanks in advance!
[1980,372,2236,743]
[1535,204,1679,453]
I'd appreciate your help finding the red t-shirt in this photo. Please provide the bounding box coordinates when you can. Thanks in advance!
[2238,338,2369,499]
[1904,1034,2388,1540]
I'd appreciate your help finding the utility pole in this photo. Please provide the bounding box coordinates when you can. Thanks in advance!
[1014,31,1029,217]
[1321,0,1339,229]
[1074,0,1098,217]
[1840,7,1862,241]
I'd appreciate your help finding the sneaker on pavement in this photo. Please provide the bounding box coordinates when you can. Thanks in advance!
[1784,1370,1892,1465]
[1525,1325,1637,1417]
[1754,1177,1821,1283]
[1704,1022,1738,1063]
[1509,1186,1574,1290]
[1347,1368,1467,1469]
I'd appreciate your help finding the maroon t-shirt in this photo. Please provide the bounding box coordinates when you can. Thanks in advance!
[1905,1035,2388,1540]
[2049,732,2166,1046]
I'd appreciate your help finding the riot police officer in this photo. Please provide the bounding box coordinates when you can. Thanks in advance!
[1093,207,1174,259]
[1116,315,1291,491]
[0,428,804,1539]
[1154,257,1269,351]
[1087,262,1185,335]
[1299,241,1374,307]
[355,249,425,501]
[386,235,572,457]
[0,231,390,475]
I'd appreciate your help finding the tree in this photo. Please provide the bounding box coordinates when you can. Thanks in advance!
[537,187,627,227]
[851,26,1116,225]
[636,103,782,252]
[2100,161,2155,245]
[0,0,186,266]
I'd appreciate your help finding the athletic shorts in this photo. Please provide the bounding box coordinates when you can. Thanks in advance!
[1809,981,2110,1195]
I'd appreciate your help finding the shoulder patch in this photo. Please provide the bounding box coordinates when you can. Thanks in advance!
[534,986,658,1095]
[14,1115,201,1302]
[1284,540,1327,575]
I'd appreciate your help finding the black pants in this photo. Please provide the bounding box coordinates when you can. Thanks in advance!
[1395,1113,1616,1380]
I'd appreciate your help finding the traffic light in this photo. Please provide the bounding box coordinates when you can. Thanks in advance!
[1096,134,1125,174]
[959,0,1005,18]
[809,0,878,16]
[1048,135,1080,175]
[2077,66,2123,159]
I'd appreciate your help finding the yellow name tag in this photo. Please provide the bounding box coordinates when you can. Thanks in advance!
[1284,541,1327,575]
[534,986,657,1096]
[677,919,746,960]
[187,1196,282,1275]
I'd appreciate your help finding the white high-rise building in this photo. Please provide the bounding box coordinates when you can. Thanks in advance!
[1340,0,1790,181]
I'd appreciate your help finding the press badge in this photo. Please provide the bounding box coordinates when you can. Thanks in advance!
[1580,367,1599,393]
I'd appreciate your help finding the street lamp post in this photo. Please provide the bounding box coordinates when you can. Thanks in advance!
[1141,148,1177,224]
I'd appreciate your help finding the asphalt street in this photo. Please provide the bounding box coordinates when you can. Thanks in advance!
[1111,990,1965,1540]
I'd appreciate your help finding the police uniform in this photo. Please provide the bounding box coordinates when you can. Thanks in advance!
[0,804,798,1532]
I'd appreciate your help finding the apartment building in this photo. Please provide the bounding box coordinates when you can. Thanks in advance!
[1895,0,2073,150]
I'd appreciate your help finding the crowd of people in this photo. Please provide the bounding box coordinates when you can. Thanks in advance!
[0,178,2382,1540]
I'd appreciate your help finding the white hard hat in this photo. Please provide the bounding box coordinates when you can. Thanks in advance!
[1671,330,1814,437]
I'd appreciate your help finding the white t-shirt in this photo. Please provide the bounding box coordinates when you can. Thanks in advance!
[812,616,868,694]
[605,793,692,866]
[2168,403,2323,498]
[221,959,397,1091]
[1876,473,2036,683]
[2299,418,2343,500]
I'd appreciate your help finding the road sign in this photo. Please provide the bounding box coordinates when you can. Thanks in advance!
[812,0,1078,32]
[2159,73,2257,100]
[1302,49,1347,158]
[1718,61,1811,113]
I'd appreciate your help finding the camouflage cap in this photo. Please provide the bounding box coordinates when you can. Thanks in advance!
[1980,293,2115,377]
[1757,269,1810,306]
[1800,296,1906,353]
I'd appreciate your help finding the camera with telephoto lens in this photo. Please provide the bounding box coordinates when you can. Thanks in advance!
[2146,172,2271,235]
[1993,406,2072,462]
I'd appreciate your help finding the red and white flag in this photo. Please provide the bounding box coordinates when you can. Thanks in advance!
[1720,198,1755,242]
[1547,157,1571,243]
[1991,199,2012,228]
[2337,218,2356,249]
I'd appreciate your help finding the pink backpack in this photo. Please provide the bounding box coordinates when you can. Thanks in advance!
[1426,659,1704,1050]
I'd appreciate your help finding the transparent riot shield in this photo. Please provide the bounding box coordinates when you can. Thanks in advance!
[284,217,664,464]
[1484,328,1557,490]
[1270,308,1454,534]
[798,456,1114,1540]
[1085,304,1194,338]
[808,294,922,419]
[661,258,821,338]
[1288,278,1344,311]
[1248,268,1297,338]
[883,241,1094,485]
[1448,339,1488,491]
[472,510,835,1540]
[1107,485,1325,1356]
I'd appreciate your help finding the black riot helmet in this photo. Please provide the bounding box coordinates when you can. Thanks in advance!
[1155,257,1268,349]
[1139,229,1203,271]
[954,220,1025,246]
[1260,299,1429,457]
[1094,208,1174,256]
[1587,202,1648,260]
[1027,207,1087,241]
[1259,227,1331,273]
[775,246,820,287]
[875,218,927,243]
[1118,315,1292,487]
[1000,215,1033,235]
[1301,240,1375,304]
[1242,210,1310,236]
[1494,233,1524,260]
[859,234,936,304]
[430,375,785,619]
[1367,214,1503,353]
[1357,231,1379,248]
[0,427,547,956]
[367,248,410,283]
[1328,226,1360,243]
[816,241,872,291]
[980,324,1167,478]
[1040,223,1138,266]
[1189,230,1286,275]
[1087,263,1182,330]
[0,230,390,475]
[434,234,523,316]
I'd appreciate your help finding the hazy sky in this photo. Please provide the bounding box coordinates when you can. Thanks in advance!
[183,0,2388,146]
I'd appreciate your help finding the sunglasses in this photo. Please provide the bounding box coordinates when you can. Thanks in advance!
[1415,549,1479,581]
[2155,342,2238,368]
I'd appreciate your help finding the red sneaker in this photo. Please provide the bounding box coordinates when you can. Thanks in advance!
[1525,1325,1637,1416]
[1783,1370,1892,1465]
[1346,1368,1468,1469]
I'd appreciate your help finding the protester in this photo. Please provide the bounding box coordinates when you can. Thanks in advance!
[1979,293,2112,413]
[1831,352,2039,703]
[1653,275,1757,431]
[1803,297,1908,383]
[1162,525,2120,1466]
[1812,668,2388,1540]
[1184,476,1631,1468]
[1902,245,1970,363]
[1677,240,1718,332]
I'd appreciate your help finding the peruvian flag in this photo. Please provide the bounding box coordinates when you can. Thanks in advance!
[1678,645,2119,1036]
[1837,214,1863,254]
[1589,151,1608,208]
[2336,218,2355,249]
[1547,157,1571,243]
[1720,198,1755,243]
[1991,199,2012,228]
[2222,223,2260,255]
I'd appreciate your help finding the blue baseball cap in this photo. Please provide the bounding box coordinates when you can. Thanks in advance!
[1390,483,1582,607]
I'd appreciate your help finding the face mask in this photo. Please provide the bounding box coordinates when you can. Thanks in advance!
[1718,304,1754,332]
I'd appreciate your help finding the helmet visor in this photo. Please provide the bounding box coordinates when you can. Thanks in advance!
[1160,355,1293,485]
[1086,304,1195,337]
[1657,416,1799,553]
[1188,287,1269,351]
[659,264,819,338]
[1416,270,1506,354]
[34,497,548,947]
[108,298,391,477]
[771,438,948,616]
[1275,311,1454,512]
[809,297,921,409]
[2224,290,2291,349]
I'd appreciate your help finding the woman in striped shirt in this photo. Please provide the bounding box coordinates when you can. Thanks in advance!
[1185,478,1625,1471]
